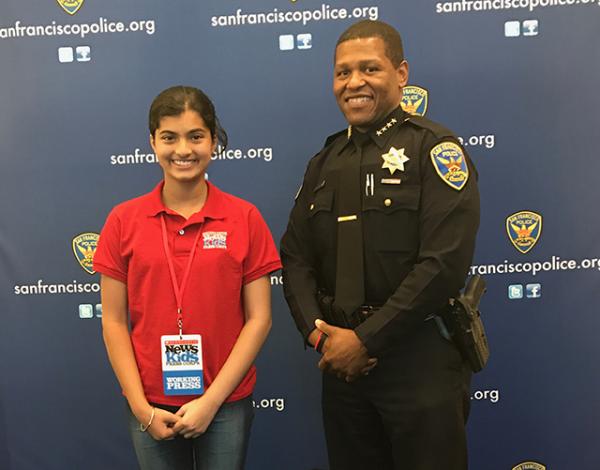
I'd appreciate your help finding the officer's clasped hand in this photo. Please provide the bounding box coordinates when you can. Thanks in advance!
[315,319,377,382]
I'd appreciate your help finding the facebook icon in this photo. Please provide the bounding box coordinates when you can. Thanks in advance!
[526,283,542,298]
[296,33,312,50]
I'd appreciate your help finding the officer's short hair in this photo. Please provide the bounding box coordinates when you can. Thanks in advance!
[336,20,404,67]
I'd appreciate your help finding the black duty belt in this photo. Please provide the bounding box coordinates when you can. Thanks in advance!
[317,290,380,329]
[349,304,379,328]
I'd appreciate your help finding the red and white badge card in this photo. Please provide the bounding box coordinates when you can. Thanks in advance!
[161,335,204,396]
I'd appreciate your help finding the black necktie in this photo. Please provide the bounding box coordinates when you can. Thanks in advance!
[334,130,368,315]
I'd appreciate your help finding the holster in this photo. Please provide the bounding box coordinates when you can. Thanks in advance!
[439,275,489,373]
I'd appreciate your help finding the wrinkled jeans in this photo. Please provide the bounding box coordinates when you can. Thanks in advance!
[128,396,254,470]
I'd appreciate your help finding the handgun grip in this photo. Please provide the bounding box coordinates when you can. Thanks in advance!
[463,275,486,308]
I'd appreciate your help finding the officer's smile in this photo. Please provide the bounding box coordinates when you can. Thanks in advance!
[333,37,407,131]
[345,95,373,105]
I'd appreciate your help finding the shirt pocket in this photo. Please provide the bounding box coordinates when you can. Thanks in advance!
[362,185,421,251]
[308,189,336,254]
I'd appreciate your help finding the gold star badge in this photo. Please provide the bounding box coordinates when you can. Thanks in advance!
[381,147,410,175]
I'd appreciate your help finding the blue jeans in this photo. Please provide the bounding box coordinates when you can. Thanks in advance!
[128,396,254,470]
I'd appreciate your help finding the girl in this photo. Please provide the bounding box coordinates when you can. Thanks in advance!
[94,86,281,470]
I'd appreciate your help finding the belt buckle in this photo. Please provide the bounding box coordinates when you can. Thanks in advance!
[359,305,374,316]
[356,305,375,323]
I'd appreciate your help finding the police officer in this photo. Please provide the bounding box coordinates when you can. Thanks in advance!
[281,20,480,470]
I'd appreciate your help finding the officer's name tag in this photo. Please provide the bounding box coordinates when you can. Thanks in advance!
[161,335,204,396]
[381,178,402,185]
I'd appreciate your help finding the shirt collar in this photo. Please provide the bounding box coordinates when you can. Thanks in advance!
[144,180,226,222]
[370,107,410,149]
[338,106,410,154]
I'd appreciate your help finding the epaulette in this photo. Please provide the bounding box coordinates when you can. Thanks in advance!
[405,115,455,139]
[303,129,346,167]
[323,128,347,147]
[294,129,347,202]
[300,128,347,180]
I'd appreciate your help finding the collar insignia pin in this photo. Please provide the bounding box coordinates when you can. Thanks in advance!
[376,117,398,137]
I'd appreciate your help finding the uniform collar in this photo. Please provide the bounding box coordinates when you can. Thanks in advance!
[144,180,226,222]
[339,106,410,154]
[369,107,410,149]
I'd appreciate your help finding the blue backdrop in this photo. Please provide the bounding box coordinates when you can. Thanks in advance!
[1,1,599,469]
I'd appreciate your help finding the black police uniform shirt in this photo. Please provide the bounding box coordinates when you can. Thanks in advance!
[281,106,480,357]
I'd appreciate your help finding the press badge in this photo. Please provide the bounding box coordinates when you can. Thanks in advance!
[161,335,204,396]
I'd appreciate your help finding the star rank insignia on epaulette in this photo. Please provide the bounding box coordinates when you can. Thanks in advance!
[430,141,469,190]
[376,117,398,137]
[381,146,410,175]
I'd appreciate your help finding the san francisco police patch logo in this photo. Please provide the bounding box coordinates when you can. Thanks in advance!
[57,0,84,15]
[506,211,542,254]
[512,461,546,470]
[401,85,428,117]
[430,142,469,190]
[72,232,99,275]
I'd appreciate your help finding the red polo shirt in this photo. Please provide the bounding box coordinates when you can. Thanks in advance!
[93,181,281,406]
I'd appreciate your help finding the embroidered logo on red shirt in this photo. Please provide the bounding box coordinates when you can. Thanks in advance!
[202,231,227,249]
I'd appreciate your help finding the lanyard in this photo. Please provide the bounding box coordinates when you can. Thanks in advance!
[160,214,203,338]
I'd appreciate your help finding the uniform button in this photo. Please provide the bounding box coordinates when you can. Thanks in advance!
[310,203,315,211]
[178,229,185,235]
[384,198,392,207]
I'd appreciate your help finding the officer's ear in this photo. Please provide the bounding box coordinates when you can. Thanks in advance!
[149,133,157,154]
[396,60,409,88]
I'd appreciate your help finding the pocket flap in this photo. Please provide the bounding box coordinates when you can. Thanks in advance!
[363,185,420,212]
[309,190,334,216]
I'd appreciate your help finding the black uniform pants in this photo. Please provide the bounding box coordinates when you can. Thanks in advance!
[322,319,471,470]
